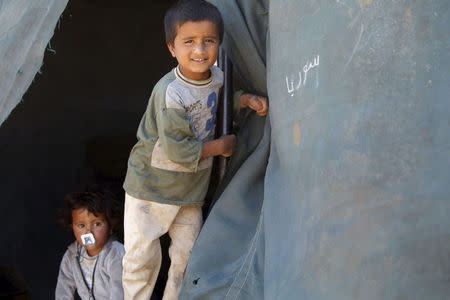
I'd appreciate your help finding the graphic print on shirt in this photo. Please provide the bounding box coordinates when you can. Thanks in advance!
[186,100,203,136]
[205,92,217,132]
[151,85,218,172]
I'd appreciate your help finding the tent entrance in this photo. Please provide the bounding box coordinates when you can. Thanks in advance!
[0,0,175,298]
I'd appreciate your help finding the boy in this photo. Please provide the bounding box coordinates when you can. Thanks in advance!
[122,1,268,299]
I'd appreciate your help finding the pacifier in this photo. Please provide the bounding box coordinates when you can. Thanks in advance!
[80,233,96,246]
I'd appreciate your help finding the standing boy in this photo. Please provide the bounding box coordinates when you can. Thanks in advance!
[122,1,268,299]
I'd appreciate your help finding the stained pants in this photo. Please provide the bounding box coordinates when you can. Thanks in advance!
[122,193,202,300]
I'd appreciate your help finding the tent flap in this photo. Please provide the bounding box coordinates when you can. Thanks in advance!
[0,0,69,126]
[182,0,450,299]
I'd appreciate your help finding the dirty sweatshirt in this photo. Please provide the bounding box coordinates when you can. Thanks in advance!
[123,66,223,206]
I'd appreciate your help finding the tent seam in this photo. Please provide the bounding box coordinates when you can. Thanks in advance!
[234,213,263,300]
[224,211,263,299]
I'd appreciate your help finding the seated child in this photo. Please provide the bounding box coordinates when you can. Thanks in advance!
[122,1,268,299]
[55,186,125,300]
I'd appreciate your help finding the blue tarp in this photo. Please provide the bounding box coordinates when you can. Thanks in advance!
[181,0,450,299]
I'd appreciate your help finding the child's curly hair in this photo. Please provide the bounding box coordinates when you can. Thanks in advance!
[58,185,122,236]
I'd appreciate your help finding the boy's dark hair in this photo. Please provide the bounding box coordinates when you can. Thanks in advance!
[58,185,122,236]
[164,0,224,45]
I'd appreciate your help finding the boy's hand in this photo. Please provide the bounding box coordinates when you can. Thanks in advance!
[219,134,236,157]
[240,93,269,116]
[201,135,236,159]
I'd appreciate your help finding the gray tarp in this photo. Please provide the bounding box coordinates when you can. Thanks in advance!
[181,0,450,299]
[0,0,68,126]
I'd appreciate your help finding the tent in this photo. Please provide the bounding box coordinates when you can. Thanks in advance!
[1,0,449,299]
[0,0,176,297]
[181,0,450,299]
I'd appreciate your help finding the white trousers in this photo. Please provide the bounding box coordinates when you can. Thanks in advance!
[122,193,202,300]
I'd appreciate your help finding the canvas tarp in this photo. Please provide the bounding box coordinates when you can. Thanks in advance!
[181,0,450,299]
[0,0,68,126]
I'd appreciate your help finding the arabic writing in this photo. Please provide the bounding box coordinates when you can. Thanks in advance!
[285,55,320,97]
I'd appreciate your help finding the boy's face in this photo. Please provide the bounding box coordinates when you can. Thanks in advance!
[168,20,220,81]
[72,208,110,256]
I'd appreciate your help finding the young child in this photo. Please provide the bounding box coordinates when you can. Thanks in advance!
[122,1,268,299]
[55,186,125,300]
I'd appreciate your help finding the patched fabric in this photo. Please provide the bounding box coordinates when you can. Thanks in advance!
[151,138,213,172]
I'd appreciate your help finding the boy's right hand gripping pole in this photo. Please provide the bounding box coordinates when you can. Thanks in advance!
[218,48,233,180]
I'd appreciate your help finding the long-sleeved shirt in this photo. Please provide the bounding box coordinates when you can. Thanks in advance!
[123,66,223,206]
[55,238,125,300]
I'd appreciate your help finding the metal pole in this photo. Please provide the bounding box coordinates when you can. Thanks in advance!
[217,48,233,179]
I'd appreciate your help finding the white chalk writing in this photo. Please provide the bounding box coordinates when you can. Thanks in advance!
[285,55,320,97]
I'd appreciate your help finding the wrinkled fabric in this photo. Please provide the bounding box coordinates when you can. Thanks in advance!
[181,0,450,299]
[0,0,68,126]
[181,0,269,299]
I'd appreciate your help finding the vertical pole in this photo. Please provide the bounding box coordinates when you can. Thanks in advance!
[217,48,233,179]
